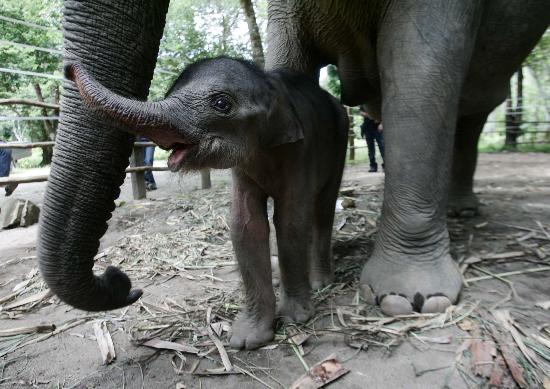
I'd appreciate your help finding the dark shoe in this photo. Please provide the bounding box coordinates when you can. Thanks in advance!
[368,166,377,173]
[5,182,18,196]
[145,182,157,191]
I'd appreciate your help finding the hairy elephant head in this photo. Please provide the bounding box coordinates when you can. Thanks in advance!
[65,57,305,173]
[38,0,170,312]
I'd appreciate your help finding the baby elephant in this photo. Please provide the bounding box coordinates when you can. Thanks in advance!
[66,57,349,349]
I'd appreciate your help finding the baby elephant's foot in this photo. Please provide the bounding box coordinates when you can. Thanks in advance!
[229,312,274,350]
[360,253,462,316]
[448,192,479,218]
[278,292,313,323]
[309,269,334,290]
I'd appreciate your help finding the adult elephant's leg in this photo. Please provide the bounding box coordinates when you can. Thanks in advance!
[38,1,169,311]
[361,1,482,315]
[448,112,489,217]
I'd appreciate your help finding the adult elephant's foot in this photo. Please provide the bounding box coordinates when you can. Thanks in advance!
[447,192,479,218]
[229,311,274,350]
[278,291,313,323]
[360,253,462,316]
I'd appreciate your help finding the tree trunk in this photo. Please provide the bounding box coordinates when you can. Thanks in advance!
[33,83,54,165]
[240,0,264,67]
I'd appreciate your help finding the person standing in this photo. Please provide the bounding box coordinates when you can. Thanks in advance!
[359,105,385,172]
[139,136,157,191]
[0,140,18,196]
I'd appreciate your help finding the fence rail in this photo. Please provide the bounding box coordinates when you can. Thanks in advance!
[0,140,170,199]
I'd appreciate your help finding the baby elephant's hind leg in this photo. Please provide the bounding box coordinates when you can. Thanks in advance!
[274,199,314,323]
[310,185,339,290]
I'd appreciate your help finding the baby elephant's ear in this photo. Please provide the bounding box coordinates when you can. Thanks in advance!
[259,78,305,148]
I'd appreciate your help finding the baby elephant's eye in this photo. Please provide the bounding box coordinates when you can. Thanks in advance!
[211,96,232,113]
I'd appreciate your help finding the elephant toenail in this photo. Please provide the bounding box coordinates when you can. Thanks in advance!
[380,295,413,316]
[360,284,376,305]
[421,295,452,313]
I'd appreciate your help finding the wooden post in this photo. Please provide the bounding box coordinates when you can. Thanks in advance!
[347,107,355,161]
[200,168,211,189]
[129,146,146,200]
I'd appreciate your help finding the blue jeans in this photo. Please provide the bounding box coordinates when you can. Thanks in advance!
[0,148,12,177]
[143,145,156,185]
[365,130,385,169]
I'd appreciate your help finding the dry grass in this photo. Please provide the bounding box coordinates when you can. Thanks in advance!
[1,182,549,387]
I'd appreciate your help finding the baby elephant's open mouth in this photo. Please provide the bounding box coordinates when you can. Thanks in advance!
[167,142,198,171]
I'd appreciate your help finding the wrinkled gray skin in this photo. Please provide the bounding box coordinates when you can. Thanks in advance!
[65,57,349,349]
[38,0,548,339]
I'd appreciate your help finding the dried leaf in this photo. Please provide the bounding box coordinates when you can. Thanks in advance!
[535,301,550,310]
[474,221,488,229]
[457,318,475,331]
[290,355,349,389]
[288,327,310,346]
[340,198,355,209]
[93,321,116,365]
[339,187,358,196]
[469,339,496,377]
[259,344,278,351]
[207,325,232,371]
[143,338,199,354]
[464,256,481,265]
[493,310,537,366]
[488,355,506,387]
[482,251,524,260]
[531,334,550,349]
[488,323,528,388]
[210,322,224,337]
[415,335,452,344]
[2,289,53,310]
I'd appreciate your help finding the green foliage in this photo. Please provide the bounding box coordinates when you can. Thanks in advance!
[149,0,257,100]
[15,147,43,168]
[0,0,62,143]
[321,64,341,99]
[524,29,549,76]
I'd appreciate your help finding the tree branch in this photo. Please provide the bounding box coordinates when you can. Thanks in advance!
[0,99,59,110]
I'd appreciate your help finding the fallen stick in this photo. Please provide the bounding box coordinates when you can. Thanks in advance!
[465,266,550,283]
[0,324,56,337]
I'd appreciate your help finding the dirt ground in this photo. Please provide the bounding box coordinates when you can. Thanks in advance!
[0,153,549,389]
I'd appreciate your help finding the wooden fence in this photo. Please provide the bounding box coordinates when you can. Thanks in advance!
[0,125,366,201]
[0,141,178,200]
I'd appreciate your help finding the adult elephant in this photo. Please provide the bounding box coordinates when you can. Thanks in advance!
[38,0,549,315]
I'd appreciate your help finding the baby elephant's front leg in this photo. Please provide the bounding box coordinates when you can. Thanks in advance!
[229,171,275,350]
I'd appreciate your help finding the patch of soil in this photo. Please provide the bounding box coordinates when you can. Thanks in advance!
[0,153,549,388]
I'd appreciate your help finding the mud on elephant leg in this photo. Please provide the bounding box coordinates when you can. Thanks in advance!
[274,199,314,323]
[448,112,489,218]
[229,171,275,350]
[360,1,481,315]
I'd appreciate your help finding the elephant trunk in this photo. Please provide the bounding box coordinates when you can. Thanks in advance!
[65,63,179,147]
[38,0,170,311]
